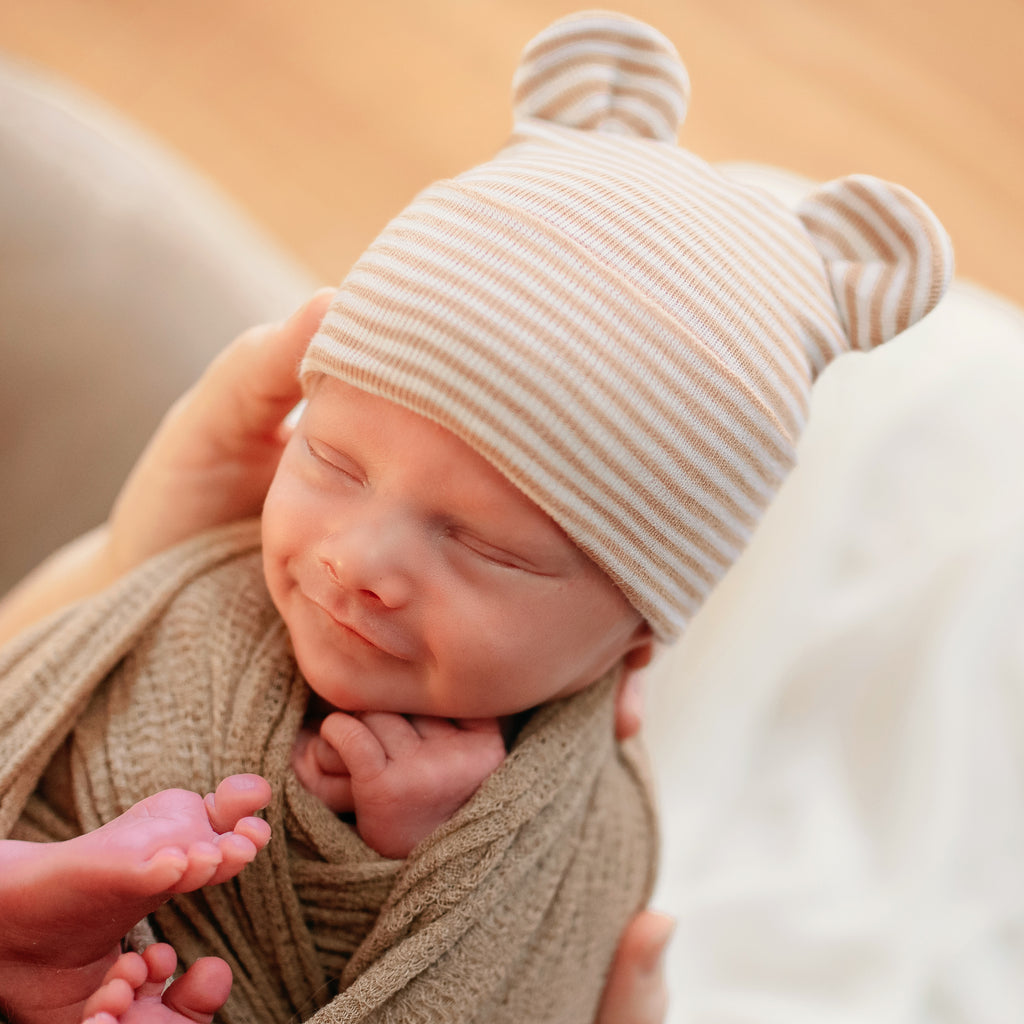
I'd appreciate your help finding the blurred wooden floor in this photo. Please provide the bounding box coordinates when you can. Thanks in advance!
[1,0,1021,305]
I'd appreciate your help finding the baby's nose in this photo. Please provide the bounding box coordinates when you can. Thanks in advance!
[317,521,414,609]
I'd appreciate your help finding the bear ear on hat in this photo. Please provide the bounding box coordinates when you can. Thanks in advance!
[512,10,690,142]
[797,174,955,351]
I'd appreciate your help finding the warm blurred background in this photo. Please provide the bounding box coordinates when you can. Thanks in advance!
[1,0,1021,302]
[1,0,1022,587]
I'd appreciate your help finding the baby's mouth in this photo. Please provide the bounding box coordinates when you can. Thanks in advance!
[303,586,415,662]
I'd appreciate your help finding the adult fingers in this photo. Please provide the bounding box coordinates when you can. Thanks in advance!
[195,287,334,448]
[614,670,646,741]
[596,910,674,1024]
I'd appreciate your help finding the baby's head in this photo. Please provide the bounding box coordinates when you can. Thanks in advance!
[263,374,650,719]
[264,11,953,716]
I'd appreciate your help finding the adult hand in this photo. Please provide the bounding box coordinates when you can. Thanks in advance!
[0,290,332,645]
[614,633,656,741]
[106,288,334,575]
[598,910,674,1024]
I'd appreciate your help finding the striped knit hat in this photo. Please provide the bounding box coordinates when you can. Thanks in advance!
[302,10,954,642]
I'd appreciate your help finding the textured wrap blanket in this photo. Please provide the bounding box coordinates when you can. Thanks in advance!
[0,522,657,1023]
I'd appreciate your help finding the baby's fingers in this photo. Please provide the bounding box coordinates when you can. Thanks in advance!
[404,714,461,741]
[312,733,347,774]
[452,716,505,738]
[320,712,389,781]
[302,769,354,812]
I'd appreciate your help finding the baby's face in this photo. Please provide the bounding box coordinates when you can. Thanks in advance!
[262,378,649,718]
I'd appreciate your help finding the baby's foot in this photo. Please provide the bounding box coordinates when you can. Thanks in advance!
[80,943,232,1024]
[0,774,270,1024]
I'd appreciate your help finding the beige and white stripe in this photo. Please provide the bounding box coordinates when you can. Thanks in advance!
[511,10,690,141]
[797,176,955,351]
[302,10,953,641]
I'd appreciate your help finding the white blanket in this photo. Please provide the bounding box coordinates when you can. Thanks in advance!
[648,165,1024,1023]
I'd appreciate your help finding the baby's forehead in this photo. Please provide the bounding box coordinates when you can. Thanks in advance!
[304,377,550,513]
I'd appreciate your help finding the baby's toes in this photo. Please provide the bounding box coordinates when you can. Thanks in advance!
[129,840,219,895]
[203,775,271,833]
[164,840,223,893]
[81,1013,122,1024]
[233,814,271,850]
[139,942,179,984]
[81,974,135,1020]
[131,942,181,997]
[204,832,261,886]
[129,845,191,894]
[98,950,149,988]
[161,956,233,1020]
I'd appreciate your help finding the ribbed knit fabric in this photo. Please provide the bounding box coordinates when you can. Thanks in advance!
[302,11,954,640]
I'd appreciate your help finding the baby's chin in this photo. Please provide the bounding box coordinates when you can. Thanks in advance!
[298,671,381,716]
[296,662,425,718]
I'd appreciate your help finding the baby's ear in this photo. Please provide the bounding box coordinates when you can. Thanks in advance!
[797,175,954,351]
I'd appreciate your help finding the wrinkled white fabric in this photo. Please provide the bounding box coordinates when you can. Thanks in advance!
[648,167,1024,1023]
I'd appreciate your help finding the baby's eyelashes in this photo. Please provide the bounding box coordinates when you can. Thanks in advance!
[304,439,365,484]
[445,527,554,576]
[452,531,528,569]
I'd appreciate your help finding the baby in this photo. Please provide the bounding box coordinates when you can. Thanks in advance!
[0,9,953,1024]
[276,373,652,856]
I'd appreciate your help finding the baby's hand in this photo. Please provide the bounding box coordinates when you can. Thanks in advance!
[300,712,506,859]
[292,724,356,813]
